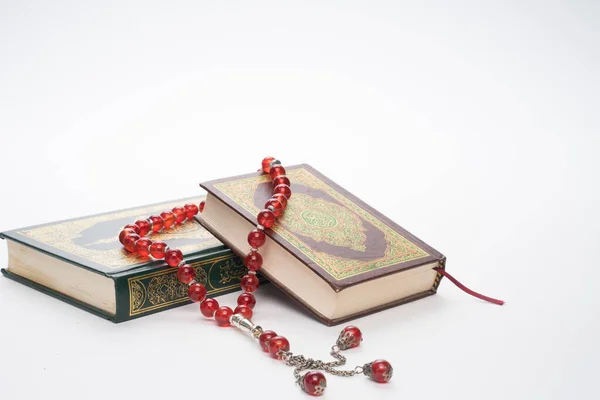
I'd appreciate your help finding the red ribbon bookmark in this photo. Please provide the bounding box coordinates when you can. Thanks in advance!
[433,268,504,306]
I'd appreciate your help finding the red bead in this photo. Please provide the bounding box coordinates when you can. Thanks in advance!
[257,209,275,228]
[172,207,186,224]
[215,306,233,326]
[369,360,393,383]
[241,274,259,292]
[258,330,277,352]
[234,305,253,319]
[337,325,362,349]
[124,224,140,234]
[303,372,327,396]
[177,264,196,284]
[274,184,292,199]
[134,238,153,257]
[265,198,284,217]
[269,165,286,180]
[119,228,136,245]
[199,201,205,213]
[184,203,199,219]
[268,336,290,359]
[149,215,163,232]
[261,157,275,173]
[160,211,176,229]
[165,248,183,267]
[248,229,266,248]
[200,298,219,318]
[273,176,290,187]
[272,193,288,209]
[237,292,256,309]
[244,251,263,271]
[123,234,140,253]
[149,241,168,259]
[134,220,152,236]
[188,283,207,303]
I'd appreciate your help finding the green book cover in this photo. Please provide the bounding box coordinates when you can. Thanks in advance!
[0,197,247,322]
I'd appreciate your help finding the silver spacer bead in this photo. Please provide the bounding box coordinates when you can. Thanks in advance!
[146,218,154,230]
[256,224,264,230]
[251,247,258,252]
[188,280,196,286]
[267,205,275,212]
[248,271,257,275]
[269,159,282,168]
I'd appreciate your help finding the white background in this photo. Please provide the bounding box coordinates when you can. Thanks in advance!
[0,1,598,399]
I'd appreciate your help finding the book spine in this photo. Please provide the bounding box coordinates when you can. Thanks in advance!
[113,248,246,322]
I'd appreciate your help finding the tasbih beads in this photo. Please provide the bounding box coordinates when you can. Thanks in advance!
[118,157,393,396]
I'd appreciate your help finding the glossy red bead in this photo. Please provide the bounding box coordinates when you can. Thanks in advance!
[134,220,152,236]
[184,203,199,219]
[369,360,393,383]
[241,274,259,292]
[177,264,196,284]
[269,165,286,180]
[245,251,263,271]
[258,330,278,352]
[149,241,168,259]
[237,292,256,309]
[165,248,183,267]
[134,238,153,257]
[199,201,205,213]
[268,336,290,359]
[119,228,136,245]
[273,176,290,187]
[200,298,219,318]
[172,207,186,224]
[272,193,288,209]
[274,184,292,199]
[123,234,140,253]
[265,198,284,217]
[261,157,275,173]
[234,305,253,319]
[160,211,176,229]
[188,283,207,303]
[257,209,275,228]
[149,215,163,232]
[337,325,362,349]
[215,306,233,326]
[124,224,140,234]
[247,229,266,248]
[303,371,327,396]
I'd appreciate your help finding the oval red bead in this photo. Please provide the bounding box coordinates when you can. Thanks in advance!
[237,292,256,309]
[337,325,362,349]
[184,203,199,219]
[119,228,136,245]
[258,330,278,352]
[134,238,153,257]
[124,224,140,234]
[215,306,233,326]
[273,184,292,199]
[303,371,327,396]
[369,360,393,383]
[273,176,290,187]
[123,234,140,253]
[272,193,287,209]
[247,229,266,248]
[149,215,164,232]
[268,336,290,359]
[245,251,263,271]
[160,211,176,229]
[134,220,152,236]
[188,283,207,303]
[261,157,275,173]
[199,201,205,213]
[149,241,168,259]
[177,264,196,284]
[200,298,219,318]
[269,165,286,180]
[234,305,253,319]
[165,249,183,267]
[241,274,259,292]
[257,209,275,228]
[265,198,284,217]
[171,207,186,224]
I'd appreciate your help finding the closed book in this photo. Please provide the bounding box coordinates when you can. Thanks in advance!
[0,197,246,322]
[199,164,446,326]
